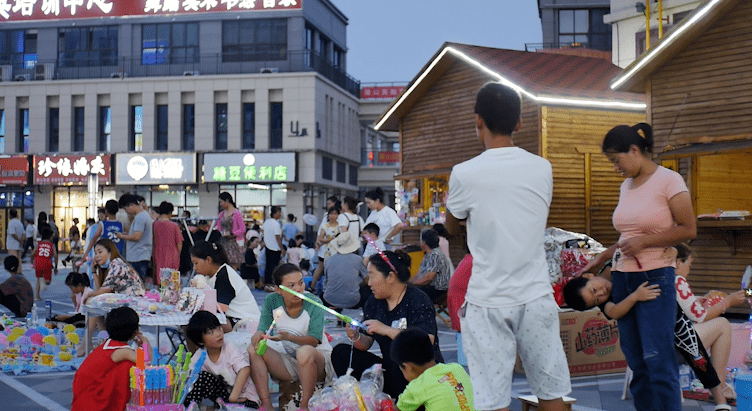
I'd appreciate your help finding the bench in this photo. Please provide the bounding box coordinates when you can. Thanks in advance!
[518,394,577,411]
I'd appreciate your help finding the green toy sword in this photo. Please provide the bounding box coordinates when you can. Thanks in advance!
[278,285,367,331]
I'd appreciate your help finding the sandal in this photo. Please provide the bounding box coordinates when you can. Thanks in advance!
[722,382,737,400]
[714,405,732,411]
[264,285,276,293]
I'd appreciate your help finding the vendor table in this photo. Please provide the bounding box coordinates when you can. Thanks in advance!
[81,304,226,355]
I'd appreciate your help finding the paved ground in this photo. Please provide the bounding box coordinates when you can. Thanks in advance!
[0,256,731,410]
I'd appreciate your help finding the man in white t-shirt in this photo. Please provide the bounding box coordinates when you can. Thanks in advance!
[261,206,283,288]
[6,210,25,274]
[446,82,570,411]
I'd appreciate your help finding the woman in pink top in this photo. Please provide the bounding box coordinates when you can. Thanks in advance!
[152,201,183,284]
[218,192,245,270]
[580,123,696,411]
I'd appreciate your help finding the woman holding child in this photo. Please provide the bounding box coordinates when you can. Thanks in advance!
[331,250,443,398]
[580,123,696,411]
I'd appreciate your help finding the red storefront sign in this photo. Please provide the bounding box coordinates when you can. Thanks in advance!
[0,156,30,185]
[361,86,405,100]
[378,151,399,163]
[0,0,301,22]
[33,154,111,185]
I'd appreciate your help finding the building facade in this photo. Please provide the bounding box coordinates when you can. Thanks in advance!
[535,0,612,52]
[0,0,363,240]
[605,0,701,67]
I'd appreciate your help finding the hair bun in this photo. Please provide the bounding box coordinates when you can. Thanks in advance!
[393,249,412,267]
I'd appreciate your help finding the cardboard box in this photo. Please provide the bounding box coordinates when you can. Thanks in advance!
[515,308,627,377]
[559,308,627,377]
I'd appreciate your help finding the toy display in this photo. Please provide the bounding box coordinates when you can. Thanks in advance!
[0,315,85,374]
[125,345,203,411]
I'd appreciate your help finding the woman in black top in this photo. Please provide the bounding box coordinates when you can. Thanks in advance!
[331,250,443,398]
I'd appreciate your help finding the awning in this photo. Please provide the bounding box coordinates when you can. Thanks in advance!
[659,139,752,158]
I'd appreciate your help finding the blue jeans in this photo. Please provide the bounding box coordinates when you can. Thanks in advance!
[129,260,150,283]
[612,267,681,411]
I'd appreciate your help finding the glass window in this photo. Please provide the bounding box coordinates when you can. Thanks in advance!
[73,107,85,152]
[215,103,228,150]
[156,105,168,151]
[18,108,29,153]
[58,26,118,67]
[269,102,282,149]
[182,104,195,151]
[336,161,345,183]
[222,19,287,62]
[349,164,357,186]
[242,103,255,150]
[0,30,37,68]
[558,8,611,51]
[142,23,199,65]
[322,156,332,180]
[99,107,111,152]
[49,108,59,152]
[130,105,143,152]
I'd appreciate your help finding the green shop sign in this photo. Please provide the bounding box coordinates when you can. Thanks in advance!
[203,153,296,183]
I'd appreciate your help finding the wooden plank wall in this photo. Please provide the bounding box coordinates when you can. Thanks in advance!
[688,228,752,298]
[696,151,752,215]
[543,106,645,246]
[400,61,540,176]
[650,1,752,154]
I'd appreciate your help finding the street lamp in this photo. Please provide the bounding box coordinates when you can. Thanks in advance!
[635,2,646,15]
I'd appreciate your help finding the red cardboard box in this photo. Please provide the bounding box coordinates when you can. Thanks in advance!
[559,308,627,377]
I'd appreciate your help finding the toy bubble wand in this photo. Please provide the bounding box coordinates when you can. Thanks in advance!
[256,309,283,356]
[178,350,206,405]
[278,285,367,331]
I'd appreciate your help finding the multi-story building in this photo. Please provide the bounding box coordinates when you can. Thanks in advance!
[0,0,362,238]
[534,0,612,52]
[605,0,701,67]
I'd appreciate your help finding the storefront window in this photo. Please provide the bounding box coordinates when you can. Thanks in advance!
[134,187,199,217]
[220,184,287,224]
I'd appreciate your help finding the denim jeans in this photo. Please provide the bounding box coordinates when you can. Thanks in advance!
[612,267,681,411]
[130,260,150,283]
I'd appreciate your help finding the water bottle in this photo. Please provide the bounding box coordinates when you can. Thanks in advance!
[31,302,39,326]
[25,311,33,327]
[679,364,691,391]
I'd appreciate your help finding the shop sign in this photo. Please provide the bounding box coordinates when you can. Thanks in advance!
[0,156,29,185]
[203,152,295,183]
[361,86,405,100]
[377,151,399,164]
[0,0,300,21]
[33,154,111,185]
[116,153,196,185]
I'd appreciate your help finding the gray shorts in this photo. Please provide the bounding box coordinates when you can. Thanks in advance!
[460,294,571,410]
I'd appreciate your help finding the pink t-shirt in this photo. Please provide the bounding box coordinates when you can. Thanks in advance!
[612,166,688,272]
[191,342,259,403]
[75,287,93,313]
[152,220,182,277]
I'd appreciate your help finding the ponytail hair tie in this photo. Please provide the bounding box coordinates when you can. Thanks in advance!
[636,128,646,139]
[211,242,218,251]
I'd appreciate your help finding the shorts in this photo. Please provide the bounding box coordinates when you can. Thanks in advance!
[460,294,571,410]
[36,267,52,283]
[268,341,335,384]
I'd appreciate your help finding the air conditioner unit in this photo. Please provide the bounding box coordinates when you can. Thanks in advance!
[259,67,279,74]
[111,72,126,79]
[183,71,199,76]
[35,63,55,80]
[13,74,30,81]
[0,65,11,82]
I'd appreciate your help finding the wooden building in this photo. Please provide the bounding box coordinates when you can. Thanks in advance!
[612,0,752,299]
[375,43,645,265]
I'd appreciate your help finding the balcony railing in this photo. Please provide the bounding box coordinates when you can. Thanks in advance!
[0,49,360,97]
[524,42,592,52]
[362,149,399,167]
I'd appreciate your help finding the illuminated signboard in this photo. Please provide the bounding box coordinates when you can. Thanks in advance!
[0,0,300,22]
[116,153,196,185]
[361,86,405,100]
[203,152,295,183]
[33,154,111,185]
[0,156,29,185]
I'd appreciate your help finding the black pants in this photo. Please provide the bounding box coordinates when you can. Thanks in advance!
[0,291,22,317]
[183,371,259,408]
[21,238,34,259]
[264,248,281,284]
[675,312,721,390]
[418,285,446,303]
[331,343,408,399]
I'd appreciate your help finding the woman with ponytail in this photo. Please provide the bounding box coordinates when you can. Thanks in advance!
[331,250,443,398]
[190,240,260,331]
[578,123,696,411]
[218,192,246,271]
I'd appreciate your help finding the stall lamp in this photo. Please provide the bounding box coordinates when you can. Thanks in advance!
[158,184,169,190]
[636,2,646,15]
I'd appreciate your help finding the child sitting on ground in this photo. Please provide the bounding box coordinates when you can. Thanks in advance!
[564,261,734,410]
[0,256,33,318]
[249,263,335,411]
[391,328,474,411]
[32,226,56,301]
[50,272,92,327]
[72,306,144,411]
[184,310,260,408]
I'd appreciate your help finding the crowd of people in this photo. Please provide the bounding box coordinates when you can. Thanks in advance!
[4,81,747,411]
